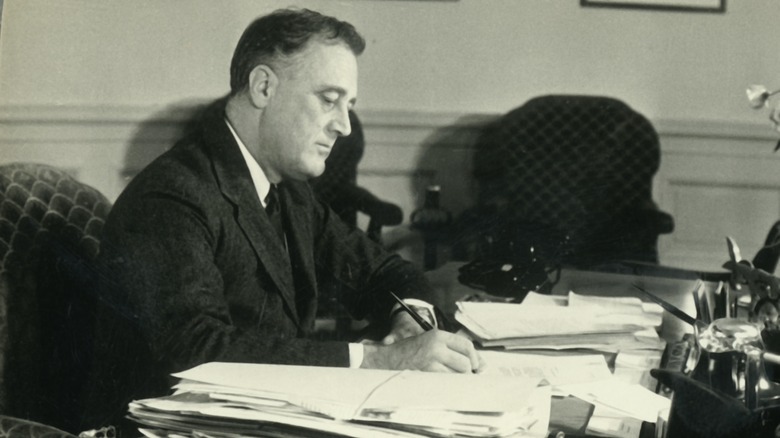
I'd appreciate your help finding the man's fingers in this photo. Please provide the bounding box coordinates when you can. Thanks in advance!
[372,330,483,373]
[473,350,487,373]
[442,333,482,372]
[437,348,476,373]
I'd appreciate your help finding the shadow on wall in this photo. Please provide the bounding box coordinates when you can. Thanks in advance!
[385,114,499,263]
[121,97,220,188]
[413,115,497,216]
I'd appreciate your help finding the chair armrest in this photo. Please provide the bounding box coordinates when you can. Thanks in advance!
[347,185,403,226]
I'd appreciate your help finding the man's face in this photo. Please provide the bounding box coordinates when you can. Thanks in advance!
[258,40,358,182]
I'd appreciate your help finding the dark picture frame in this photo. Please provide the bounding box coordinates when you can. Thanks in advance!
[581,0,725,13]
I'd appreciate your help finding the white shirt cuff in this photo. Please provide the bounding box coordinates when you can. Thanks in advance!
[390,298,437,328]
[348,342,364,368]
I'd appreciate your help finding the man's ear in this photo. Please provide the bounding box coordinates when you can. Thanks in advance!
[247,65,277,108]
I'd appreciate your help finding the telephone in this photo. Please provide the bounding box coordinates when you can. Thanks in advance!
[455,218,570,300]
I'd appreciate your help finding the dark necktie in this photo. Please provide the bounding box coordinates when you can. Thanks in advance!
[265,184,286,246]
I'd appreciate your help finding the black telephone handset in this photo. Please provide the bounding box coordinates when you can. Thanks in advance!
[454,212,571,300]
[457,259,550,301]
[457,234,566,301]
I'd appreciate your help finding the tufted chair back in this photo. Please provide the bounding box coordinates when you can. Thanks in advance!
[460,95,674,267]
[0,163,110,433]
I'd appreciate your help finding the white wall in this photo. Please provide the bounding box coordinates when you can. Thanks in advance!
[2,0,780,120]
[1,0,779,271]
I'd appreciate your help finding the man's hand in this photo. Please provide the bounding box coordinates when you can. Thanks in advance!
[381,311,427,345]
[361,329,484,373]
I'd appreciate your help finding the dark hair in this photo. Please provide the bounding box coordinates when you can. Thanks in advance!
[229,8,365,95]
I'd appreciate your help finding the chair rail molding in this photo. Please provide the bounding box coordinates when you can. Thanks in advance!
[1,103,778,271]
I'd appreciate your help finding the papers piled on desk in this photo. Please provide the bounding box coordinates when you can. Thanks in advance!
[455,292,671,438]
[477,350,670,424]
[455,291,665,352]
[127,362,551,438]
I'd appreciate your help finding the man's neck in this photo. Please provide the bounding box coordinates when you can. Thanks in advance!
[225,96,280,184]
[225,96,258,151]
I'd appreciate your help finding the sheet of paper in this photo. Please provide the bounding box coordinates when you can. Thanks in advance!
[478,329,665,352]
[355,369,539,413]
[456,302,661,341]
[137,429,171,438]
[173,362,398,418]
[478,350,612,388]
[520,291,568,307]
[173,382,289,406]
[613,349,664,391]
[198,406,426,438]
[357,386,551,438]
[524,385,552,438]
[560,378,671,423]
[586,406,644,438]
[131,393,431,438]
[568,292,664,316]
[173,362,545,423]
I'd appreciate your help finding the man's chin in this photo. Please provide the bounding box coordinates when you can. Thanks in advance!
[301,164,326,180]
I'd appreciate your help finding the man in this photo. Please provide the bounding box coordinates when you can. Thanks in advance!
[85,7,480,432]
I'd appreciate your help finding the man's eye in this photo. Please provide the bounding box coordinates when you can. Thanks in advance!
[320,94,338,109]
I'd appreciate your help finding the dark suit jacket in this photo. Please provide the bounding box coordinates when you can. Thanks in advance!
[84,104,432,431]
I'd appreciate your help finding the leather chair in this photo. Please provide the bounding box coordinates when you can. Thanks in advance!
[453,94,674,269]
[0,163,111,433]
[310,111,403,243]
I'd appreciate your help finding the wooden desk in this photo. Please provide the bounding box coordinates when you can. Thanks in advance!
[425,262,722,438]
[425,262,723,343]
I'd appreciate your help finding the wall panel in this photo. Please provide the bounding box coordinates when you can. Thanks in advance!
[1,104,777,271]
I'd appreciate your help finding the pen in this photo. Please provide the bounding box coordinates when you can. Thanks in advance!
[389,291,435,331]
[631,283,705,330]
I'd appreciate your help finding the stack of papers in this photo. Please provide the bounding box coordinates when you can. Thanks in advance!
[127,362,551,438]
[455,292,665,352]
[478,350,670,432]
[455,292,671,438]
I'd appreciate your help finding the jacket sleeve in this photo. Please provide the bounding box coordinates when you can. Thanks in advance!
[308,188,436,324]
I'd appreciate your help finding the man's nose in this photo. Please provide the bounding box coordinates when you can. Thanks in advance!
[332,108,352,138]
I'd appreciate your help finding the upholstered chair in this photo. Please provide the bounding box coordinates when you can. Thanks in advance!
[0,163,110,433]
[454,94,674,269]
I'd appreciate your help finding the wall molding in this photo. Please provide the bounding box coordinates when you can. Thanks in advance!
[1,103,776,143]
[653,118,779,141]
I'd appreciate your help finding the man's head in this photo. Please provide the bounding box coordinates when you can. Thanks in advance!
[230,8,365,97]
[226,9,365,183]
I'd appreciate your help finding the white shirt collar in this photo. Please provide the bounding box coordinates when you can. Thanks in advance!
[225,118,272,207]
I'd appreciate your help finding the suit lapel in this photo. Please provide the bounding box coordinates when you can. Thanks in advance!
[203,113,301,328]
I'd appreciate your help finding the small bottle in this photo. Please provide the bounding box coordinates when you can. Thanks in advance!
[411,185,452,270]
